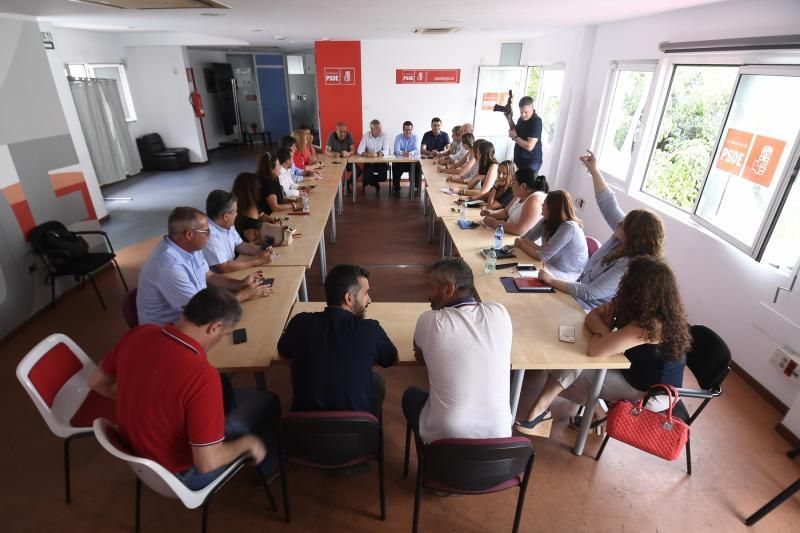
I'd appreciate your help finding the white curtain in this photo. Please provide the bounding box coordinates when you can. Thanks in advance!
[69,78,141,185]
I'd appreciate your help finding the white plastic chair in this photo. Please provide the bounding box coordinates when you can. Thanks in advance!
[16,333,115,503]
[93,418,278,532]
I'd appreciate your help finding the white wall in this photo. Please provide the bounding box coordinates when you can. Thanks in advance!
[522,0,800,433]
[126,46,206,162]
[186,48,236,150]
[50,27,126,65]
[360,38,502,143]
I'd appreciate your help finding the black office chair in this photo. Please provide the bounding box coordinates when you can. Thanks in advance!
[595,324,732,474]
[745,447,800,526]
[277,411,385,523]
[29,221,129,309]
[404,431,535,533]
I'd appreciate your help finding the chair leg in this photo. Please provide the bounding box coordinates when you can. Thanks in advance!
[113,258,129,292]
[87,274,107,309]
[513,454,535,533]
[51,277,57,309]
[745,478,800,526]
[135,478,142,532]
[201,503,209,533]
[595,435,610,461]
[255,469,278,512]
[403,423,411,478]
[278,445,290,524]
[63,437,72,504]
[379,426,386,521]
[412,458,424,533]
[685,437,692,476]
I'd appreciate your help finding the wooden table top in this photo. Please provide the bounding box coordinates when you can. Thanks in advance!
[287,302,429,364]
[442,217,630,371]
[347,155,422,164]
[421,159,485,220]
[207,266,305,371]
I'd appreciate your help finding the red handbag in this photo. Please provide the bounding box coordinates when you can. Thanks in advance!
[606,384,690,461]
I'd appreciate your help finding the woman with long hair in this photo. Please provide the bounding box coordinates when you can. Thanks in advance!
[445,136,481,185]
[449,140,498,200]
[515,256,692,435]
[256,152,299,215]
[481,167,549,236]
[231,171,279,242]
[514,190,588,279]
[439,132,474,175]
[484,160,516,210]
[538,150,665,309]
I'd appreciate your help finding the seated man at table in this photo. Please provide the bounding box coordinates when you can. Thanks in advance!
[402,258,513,443]
[420,117,450,158]
[392,120,422,197]
[357,119,390,194]
[325,121,361,190]
[90,287,282,489]
[204,190,274,273]
[278,264,398,415]
[137,207,272,326]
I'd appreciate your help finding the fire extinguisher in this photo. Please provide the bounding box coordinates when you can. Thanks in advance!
[190,91,205,118]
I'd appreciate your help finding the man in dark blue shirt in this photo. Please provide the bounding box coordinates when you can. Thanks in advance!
[510,96,543,172]
[420,117,451,158]
[278,264,398,415]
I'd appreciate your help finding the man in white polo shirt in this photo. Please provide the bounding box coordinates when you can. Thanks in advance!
[203,190,274,273]
[402,258,513,443]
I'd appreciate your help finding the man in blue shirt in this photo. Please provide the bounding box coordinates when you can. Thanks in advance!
[509,96,543,172]
[203,190,275,273]
[278,264,398,415]
[137,207,272,325]
[420,117,450,158]
[392,121,422,197]
[278,135,319,182]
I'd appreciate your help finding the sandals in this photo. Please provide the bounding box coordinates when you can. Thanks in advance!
[514,409,553,436]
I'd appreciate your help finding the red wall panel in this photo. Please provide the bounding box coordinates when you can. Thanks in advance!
[315,41,363,148]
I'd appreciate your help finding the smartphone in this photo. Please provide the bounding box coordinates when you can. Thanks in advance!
[558,326,576,343]
[496,262,518,270]
[232,328,248,345]
[262,277,275,286]
[517,264,537,271]
[332,161,342,165]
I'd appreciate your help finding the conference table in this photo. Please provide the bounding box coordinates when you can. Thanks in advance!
[420,158,630,456]
[268,155,343,300]
[346,154,424,202]
[207,265,306,388]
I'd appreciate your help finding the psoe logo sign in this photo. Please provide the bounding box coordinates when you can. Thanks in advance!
[324,68,341,85]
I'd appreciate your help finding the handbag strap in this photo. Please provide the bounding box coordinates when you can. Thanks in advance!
[637,384,679,422]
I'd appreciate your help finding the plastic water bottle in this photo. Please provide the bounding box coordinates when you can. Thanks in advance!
[484,245,497,274]
[301,192,310,213]
[459,194,467,221]
[494,224,504,251]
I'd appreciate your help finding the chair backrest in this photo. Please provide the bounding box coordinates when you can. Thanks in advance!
[140,133,165,153]
[16,334,95,437]
[93,418,201,506]
[279,411,380,468]
[686,325,732,390]
[586,236,602,258]
[28,221,89,260]
[122,288,139,329]
[423,437,533,493]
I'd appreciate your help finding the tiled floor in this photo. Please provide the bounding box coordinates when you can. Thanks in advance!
[2,149,799,532]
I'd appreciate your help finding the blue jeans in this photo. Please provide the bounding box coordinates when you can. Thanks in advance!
[176,391,281,490]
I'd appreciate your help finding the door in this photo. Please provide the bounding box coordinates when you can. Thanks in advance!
[256,55,292,139]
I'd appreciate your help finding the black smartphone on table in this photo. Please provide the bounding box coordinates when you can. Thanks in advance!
[262,277,275,286]
[232,328,247,344]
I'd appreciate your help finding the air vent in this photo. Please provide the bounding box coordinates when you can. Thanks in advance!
[69,0,230,9]
[414,27,461,35]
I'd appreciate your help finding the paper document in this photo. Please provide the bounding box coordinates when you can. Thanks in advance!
[439,188,458,196]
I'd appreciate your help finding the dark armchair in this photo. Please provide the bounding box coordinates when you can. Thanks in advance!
[136,133,190,171]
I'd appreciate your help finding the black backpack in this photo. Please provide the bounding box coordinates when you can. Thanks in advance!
[29,221,90,261]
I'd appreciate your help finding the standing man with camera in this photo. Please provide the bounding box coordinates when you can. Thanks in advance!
[508,95,543,173]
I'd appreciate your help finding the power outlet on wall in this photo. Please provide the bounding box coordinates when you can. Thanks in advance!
[770,346,800,385]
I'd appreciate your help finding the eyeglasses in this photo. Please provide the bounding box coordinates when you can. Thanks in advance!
[192,228,211,235]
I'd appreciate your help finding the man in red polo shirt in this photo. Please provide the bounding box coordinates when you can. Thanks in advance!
[90,287,281,489]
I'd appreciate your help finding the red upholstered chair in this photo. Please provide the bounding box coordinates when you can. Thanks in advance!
[586,236,602,257]
[122,288,139,328]
[277,411,385,523]
[15,334,116,503]
[405,435,535,533]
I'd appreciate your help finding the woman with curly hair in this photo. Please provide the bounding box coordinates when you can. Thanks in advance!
[538,150,665,309]
[515,255,692,435]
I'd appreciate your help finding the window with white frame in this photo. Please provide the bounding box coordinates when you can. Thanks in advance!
[525,65,564,170]
[598,59,800,273]
[596,63,655,181]
[66,63,137,122]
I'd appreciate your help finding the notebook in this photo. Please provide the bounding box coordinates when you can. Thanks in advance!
[512,278,556,292]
